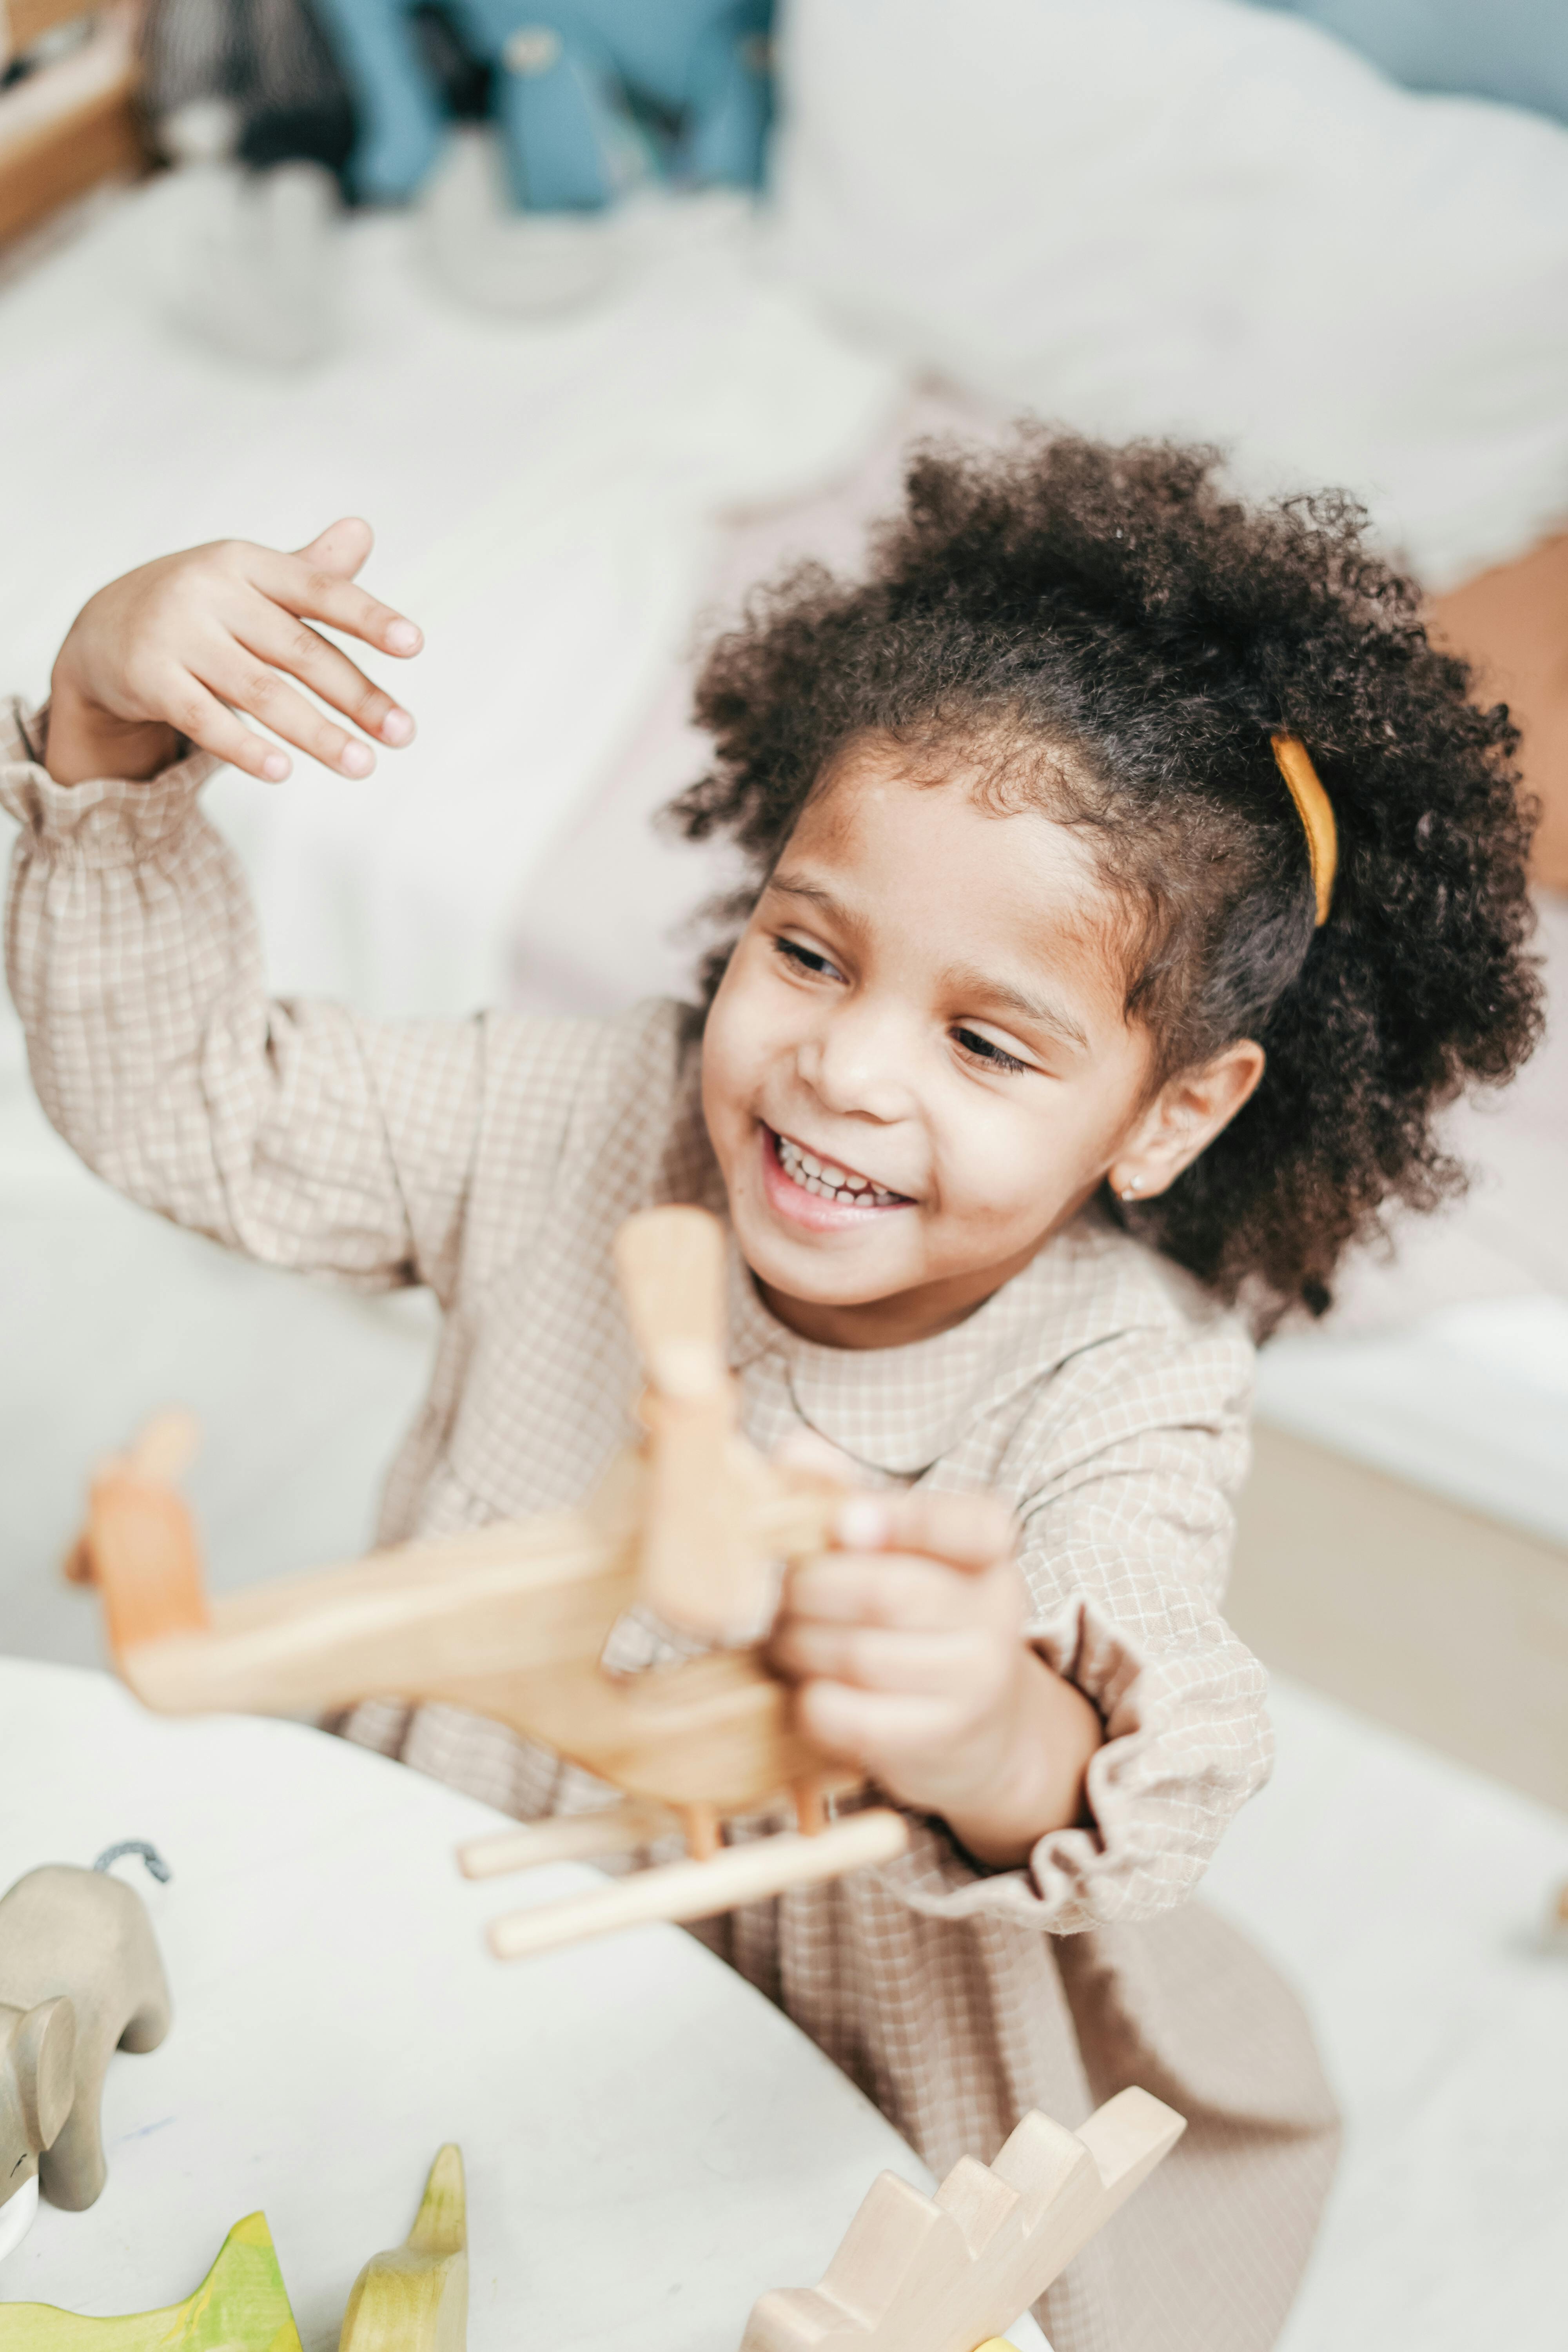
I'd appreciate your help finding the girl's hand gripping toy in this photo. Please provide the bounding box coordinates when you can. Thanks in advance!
[78,1208,909,1960]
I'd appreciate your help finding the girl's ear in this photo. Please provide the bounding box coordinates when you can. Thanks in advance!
[1110,1040,1265,1203]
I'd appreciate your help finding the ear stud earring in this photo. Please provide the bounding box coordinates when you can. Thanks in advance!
[1120,1176,1141,1200]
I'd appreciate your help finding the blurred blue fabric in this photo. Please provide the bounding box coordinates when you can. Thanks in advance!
[1248,0,1567,124]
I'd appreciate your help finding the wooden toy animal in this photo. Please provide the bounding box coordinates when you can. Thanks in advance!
[0,2146,463,2349]
[742,2087,1185,2352]
[339,2144,468,2352]
[0,1863,171,2221]
[79,1207,910,1961]
[0,2211,302,2350]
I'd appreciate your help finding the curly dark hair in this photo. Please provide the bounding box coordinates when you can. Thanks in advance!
[669,430,1543,1328]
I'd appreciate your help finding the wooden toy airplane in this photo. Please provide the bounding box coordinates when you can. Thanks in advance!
[742,2086,1185,2352]
[76,1207,910,1960]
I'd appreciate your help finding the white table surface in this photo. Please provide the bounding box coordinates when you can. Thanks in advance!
[0,1659,1045,2350]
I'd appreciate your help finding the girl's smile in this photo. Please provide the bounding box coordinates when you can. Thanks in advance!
[761,1125,915,1224]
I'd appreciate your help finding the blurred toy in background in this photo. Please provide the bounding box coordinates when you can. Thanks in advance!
[462,0,776,210]
[309,0,775,209]
[418,121,626,311]
[141,0,355,364]
[139,0,777,339]
[314,0,777,314]
[0,1849,171,2260]
[155,96,343,367]
[142,0,357,182]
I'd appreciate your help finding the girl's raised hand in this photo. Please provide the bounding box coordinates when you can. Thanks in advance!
[770,1486,1104,1867]
[44,519,422,789]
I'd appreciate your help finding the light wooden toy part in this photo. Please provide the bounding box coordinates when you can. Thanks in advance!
[83,1209,909,1957]
[740,2087,1185,2352]
[0,2210,303,2350]
[339,2143,468,2352]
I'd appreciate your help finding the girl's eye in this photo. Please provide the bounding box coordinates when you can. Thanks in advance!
[774,936,840,980]
[954,1026,1032,1075]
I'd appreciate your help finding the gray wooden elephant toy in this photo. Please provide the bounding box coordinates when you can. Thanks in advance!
[0,1857,171,2217]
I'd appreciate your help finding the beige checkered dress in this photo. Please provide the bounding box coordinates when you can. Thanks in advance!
[4,707,1338,2352]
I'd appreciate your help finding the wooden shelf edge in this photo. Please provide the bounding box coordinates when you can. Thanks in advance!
[0,67,147,249]
[7,0,113,49]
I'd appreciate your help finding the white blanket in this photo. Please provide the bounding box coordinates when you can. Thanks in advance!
[770,0,1568,588]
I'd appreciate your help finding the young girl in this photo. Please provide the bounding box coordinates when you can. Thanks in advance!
[3,434,1541,2352]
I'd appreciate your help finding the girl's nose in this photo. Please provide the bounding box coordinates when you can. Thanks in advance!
[799,998,918,1124]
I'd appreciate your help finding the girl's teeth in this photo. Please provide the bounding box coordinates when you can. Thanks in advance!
[777,1131,901,1208]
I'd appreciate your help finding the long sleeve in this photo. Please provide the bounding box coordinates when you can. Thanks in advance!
[869,1315,1268,1936]
[1015,1334,1267,1926]
[2,703,483,1300]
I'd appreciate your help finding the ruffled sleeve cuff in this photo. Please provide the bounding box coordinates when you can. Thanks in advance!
[867,1801,1189,1940]
[1,699,220,868]
[865,1636,1272,1936]
[870,1786,1218,1940]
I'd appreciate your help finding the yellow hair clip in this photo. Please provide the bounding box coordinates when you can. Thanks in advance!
[1270,732,1337,927]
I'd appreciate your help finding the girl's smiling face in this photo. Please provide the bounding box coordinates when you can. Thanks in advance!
[701,740,1262,1349]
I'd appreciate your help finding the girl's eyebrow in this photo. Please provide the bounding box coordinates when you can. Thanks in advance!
[766,871,842,915]
[944,964,1089,1052]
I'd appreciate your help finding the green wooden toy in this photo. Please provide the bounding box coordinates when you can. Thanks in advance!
[0,2145,467,2352]
[0,2211,302,2352]
[339,2145,468,2352]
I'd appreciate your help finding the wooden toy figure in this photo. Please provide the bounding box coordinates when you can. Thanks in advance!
[0,2145,463,2350]
[339,2145,468,2352]
[0,2212,302,2352]
[742,2087,1184,2352]
[78,1207,910,1961]
[0,1859,171,2240]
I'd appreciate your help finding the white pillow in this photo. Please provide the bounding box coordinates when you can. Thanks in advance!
[769,0,1568,587]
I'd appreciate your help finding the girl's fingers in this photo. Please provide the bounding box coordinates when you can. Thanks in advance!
[292,516,375,576]
[207,651,377,776]
[797,1680,959,1766]
[773,1615,995,1695]
[150,671,292,782]
[254,545,422,659]
[784,1551,979,1631]
[234,601,414,746]
[833,1488,1018,1573]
